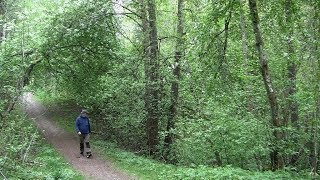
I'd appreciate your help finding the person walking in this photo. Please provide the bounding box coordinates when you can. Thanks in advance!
[75,109,92,158]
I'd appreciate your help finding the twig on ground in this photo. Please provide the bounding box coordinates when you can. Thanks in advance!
[0,170,7,180]
[23,130,38,163]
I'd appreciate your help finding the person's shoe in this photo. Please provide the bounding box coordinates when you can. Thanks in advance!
[80,152,84,156]
[86,153,92,158]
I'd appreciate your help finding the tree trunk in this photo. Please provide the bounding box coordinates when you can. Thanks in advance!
[140,0,150,111]
[5,59,40,114]
[283,0,299,166]
[239,0,254,112]
[240,0,263,169]
[139,0,160,156]
[139,0,149,57]
[0,0,6,42]
[239,0,248,68]
[139,0,150,121]
[164,0,184,162]
[248,0,283,170]
[310,1,319,175]
[215,151,223,166]
[144,0,160,156]
[218,6,232,81]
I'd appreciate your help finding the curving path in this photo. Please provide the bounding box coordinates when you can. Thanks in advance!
[22,93,134,180]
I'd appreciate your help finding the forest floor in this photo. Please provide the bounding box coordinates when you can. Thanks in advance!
[22,93,134,180]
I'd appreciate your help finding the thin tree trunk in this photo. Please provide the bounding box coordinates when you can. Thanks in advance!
[310,1,319,175]
[5,59,41,114]
[0,0,6,42]
[248,0,283,170]
[240,0,263,169]
[6,16,27,114]
[215,151,222,166]
[0,23,6,42]
[164,0,184,162]
[311,107,319,176]
[283,0,299,166]
[0,0,7,121]
[239,1,248,68]
[285,0,298,127]
[239,0,254,112]
[218,7,232,81]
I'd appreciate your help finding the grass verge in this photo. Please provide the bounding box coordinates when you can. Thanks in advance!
[0,111,82,179]
[43,99,312,180]
[14,142,83,180]
[92,140,311,180]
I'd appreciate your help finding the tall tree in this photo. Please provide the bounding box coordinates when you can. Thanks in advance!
[0,0,6,42]
[239,0,254,112]
[5,58,40,114]
[144,0,160,156]
[310,0,319,175]
[164,0,184,162]
[283,0,299,166]
[284,0,298,127]
[219,2,232,81]
[248,0,283,170]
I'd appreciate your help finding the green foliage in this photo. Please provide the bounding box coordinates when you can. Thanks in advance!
[34,0,150,151]
[94,140,309,180]
[15,146,82,179]
[0,113,36,175]
[174,114,270,168]
[38,0,118,103]
[1,0,78,168]
[0,111,82,179]
[0,0,67,117]
[30,0,320,173]
[91,72,147,149]
[1,0,319,177]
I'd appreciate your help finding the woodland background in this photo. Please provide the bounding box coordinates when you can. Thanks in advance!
[0,0,319,178]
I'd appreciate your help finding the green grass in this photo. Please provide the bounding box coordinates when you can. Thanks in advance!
[13,142,83,180]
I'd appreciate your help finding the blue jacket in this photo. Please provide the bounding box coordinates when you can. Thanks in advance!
[75,115,91,134]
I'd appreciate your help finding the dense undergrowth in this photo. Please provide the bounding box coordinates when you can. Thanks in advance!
[39,94,311,180]
[1,0,319,177]
[94,140,310,180]
[0,109,82,179]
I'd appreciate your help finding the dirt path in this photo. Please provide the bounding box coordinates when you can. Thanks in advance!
[22,93,134,180]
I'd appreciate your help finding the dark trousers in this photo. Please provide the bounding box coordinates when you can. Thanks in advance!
[79,133,91,154]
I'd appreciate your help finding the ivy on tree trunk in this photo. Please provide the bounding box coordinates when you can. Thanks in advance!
[248,0,284,170]
[164,0,184,163]
[144,0,160,156]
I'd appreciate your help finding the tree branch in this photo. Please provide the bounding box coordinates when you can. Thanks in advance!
[10,49,34,57]
[111,1,142,19]
[6,59,42,114]
[0,170,6,180]
[22,130,37,163]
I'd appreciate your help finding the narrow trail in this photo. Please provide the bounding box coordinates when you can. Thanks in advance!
[22,93,134,180]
